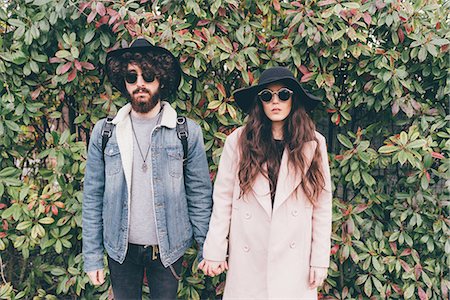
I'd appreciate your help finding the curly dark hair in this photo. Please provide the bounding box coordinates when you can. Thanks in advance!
[106,51,179,100]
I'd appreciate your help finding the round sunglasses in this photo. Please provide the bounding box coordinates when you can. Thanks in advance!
[125,72,156,84]
[258,88,293,102]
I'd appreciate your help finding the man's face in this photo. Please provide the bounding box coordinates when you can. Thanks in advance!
[125,63,161,113]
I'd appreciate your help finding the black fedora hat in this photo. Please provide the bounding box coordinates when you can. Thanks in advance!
[233,67,321,113]
[105,38,181,96]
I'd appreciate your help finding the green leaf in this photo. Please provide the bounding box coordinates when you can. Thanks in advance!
[372,81,386,94]
[4,120,20,132]
[407,139,426,149]
[207,100,222,110]
[404,285,415,299]
[55,50,72,59]
[379,145,399,154]
[38,217,54,225]
[84,30,96,44]
[362,172,376,186]
[17,220,33,230]
[364,276,372,296]
[33,0,53,5]
[8,18,25,27]
[337,134,353,149]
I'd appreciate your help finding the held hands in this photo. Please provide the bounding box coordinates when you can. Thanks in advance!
[198,259,228,277]
[309,266,328,289]
[87,269,105,286]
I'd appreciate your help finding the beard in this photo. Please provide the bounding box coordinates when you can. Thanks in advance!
[129,88,161,113]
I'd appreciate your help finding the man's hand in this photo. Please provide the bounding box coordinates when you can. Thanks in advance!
[198,259,228,277]
[309,266,328,289]
[87,269,105,286]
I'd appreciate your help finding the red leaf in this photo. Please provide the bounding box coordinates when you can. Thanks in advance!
[425,171,430,182]
[218,7,226,17]
[217,23,228,34]
[300,72,314,83]
[363,12,372,25]
[436,22,441,30]
[51,205,58,216]
[431,152,444,159]
[335,154,343,160]
[79,2,90,13]
[298,22,305,35]
[273,0,281,11]
[54,201,65,209]
[0,203,6,210]
[87,10,97,23]
[44,206,50,214]
[74,60,82,71]
[404,23,413,34]
[335,114,341,125]
[109,13,120,25]
[217,83,226,98]
[96,15,110,28]
[96,1,106,16]
[256,34,266,44]
[2,220,8,230]
[0,232,6,238]
[59,62,72,75]
[392,284,402,294]
[354,204,368,213]
[49,57,64,64]
[414,264,423,280]
[197,19,210,26]
[31,88,41,100]
[375,48,385,55]
[400,248,411,256]
[318,0,336,6]
[80,61,95,70]
[399,259,411,272]
[299,65,310,75]
[68,68,77,82]
[248,70,254,85]
[389,242,397,255]
[398,28,405,43]
[418,286,428,300]
[268,38,278,50]
[59,90,65,101]
[330,244,339,255]
[375,0,386,9]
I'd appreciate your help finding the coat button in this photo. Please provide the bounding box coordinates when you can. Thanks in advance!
[109,149,114,154]
[290,242,296,248]
[243,246,250,252]
[292,209,299,216]
[245,212,252,219]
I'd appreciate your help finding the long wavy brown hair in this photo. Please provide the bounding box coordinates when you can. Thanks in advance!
[238,87,325,204]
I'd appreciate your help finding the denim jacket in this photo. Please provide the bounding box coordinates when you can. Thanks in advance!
[82,102,212,272]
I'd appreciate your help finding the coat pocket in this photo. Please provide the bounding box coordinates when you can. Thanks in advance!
[104,144,121,175]
[166,148,183,178]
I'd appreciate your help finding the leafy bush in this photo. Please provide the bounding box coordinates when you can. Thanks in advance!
[0,0,448,299]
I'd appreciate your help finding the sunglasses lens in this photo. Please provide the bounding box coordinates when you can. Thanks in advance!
[143,72,155,83]
[278,89,292,101]
[259,91,273,102]
[125,73,137,84]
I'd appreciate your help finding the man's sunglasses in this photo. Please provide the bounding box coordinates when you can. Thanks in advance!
[125,72,156,84]
[258,88,293,102]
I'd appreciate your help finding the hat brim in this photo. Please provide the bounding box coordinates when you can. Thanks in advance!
[233,77,321,113]
[105,45,182,96]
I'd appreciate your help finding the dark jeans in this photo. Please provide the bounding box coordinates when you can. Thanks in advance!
[108,244,182,300]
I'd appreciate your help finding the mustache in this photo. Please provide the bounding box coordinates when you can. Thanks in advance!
[133,88,150,95]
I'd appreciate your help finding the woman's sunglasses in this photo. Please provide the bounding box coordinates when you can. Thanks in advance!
[125,72,156,84]
[258,88,293,102]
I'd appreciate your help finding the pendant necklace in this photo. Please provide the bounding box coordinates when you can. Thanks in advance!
[130,117,151,172]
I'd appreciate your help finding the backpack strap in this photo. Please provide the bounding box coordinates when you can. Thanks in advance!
[101,116,115,161]
[176,116,188,164]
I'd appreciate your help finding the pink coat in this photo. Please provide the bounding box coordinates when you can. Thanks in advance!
[203,127,332,299]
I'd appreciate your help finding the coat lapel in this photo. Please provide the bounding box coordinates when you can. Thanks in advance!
[272,140,317,213]
[114,105,133,201]
[251,166,273,219]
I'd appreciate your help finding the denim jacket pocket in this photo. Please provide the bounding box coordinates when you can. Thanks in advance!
[104,144,121,175]
[166,148,183,178]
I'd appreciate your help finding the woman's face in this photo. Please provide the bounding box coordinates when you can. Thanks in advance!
[259,82,293,123]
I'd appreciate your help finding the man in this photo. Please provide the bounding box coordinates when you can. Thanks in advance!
[82,38,212,299]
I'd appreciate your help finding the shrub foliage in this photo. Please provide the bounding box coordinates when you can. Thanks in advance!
[0,0,448,299]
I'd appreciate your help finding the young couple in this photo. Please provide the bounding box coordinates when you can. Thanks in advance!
[82,38,332,300]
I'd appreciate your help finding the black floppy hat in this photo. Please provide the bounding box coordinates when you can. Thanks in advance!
[105,38,181,96]
[232,67,321,113]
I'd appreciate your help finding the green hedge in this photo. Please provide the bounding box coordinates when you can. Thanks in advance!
[0,0,448,299]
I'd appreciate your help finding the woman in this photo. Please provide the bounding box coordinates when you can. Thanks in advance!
[199,67,333,299]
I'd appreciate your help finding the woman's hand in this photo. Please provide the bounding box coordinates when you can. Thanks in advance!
[309,266,328,289]
[198,259,228,277]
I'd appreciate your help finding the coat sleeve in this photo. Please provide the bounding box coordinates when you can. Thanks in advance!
[183,121,213,263]
[202,128,241,261]
[82,120,106,272]
[310,133,333,268]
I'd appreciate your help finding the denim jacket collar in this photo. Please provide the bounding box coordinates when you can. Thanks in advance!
[111,101,177,128]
